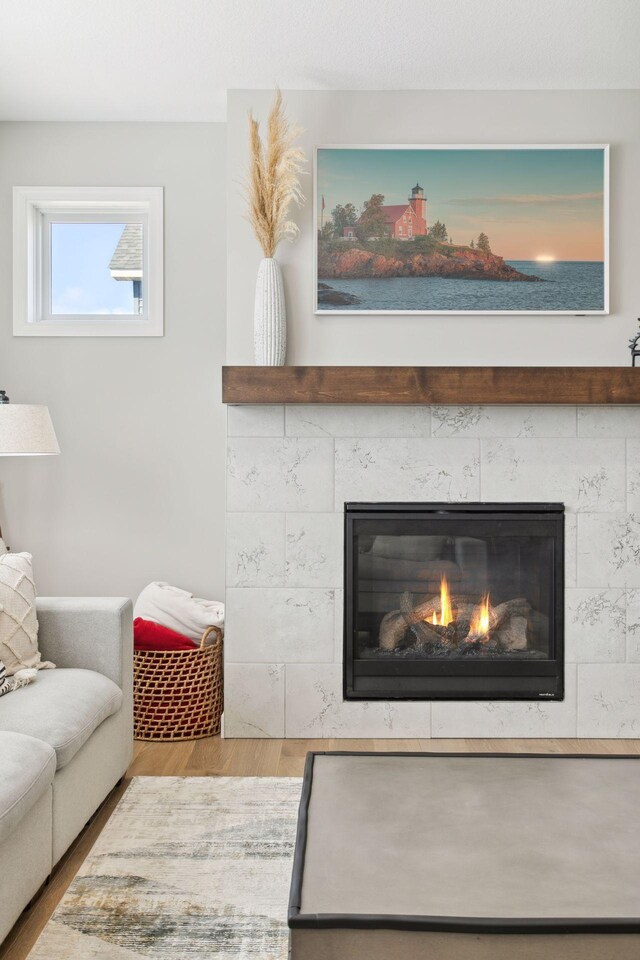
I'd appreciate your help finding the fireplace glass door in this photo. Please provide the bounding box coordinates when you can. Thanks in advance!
[344,503,564,701]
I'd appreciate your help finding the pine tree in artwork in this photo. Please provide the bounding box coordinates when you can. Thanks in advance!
[356,194,387,240]
[331,203,358,236]
[428,220,448,242]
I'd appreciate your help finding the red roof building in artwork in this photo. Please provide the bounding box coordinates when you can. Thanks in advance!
[344,183,427,240]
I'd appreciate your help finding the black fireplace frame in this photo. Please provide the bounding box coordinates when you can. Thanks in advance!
[343,502,565,702]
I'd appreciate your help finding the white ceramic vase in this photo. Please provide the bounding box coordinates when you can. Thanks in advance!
[254,258,286,366]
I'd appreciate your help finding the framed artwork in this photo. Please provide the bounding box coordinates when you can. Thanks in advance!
[314,145,609,315]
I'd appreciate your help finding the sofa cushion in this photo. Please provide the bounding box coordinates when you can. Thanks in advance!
[0,731,56,842]
[0,668,123,769]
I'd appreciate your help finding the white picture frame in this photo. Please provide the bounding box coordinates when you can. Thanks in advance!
[314,144,609,316]
[13,186,164,336]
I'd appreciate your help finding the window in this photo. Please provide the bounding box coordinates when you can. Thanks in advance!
[13,187,163,336]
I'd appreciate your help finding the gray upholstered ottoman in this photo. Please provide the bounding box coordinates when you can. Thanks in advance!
[288,752,640,959]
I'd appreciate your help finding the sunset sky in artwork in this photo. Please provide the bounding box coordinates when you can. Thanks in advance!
[317,148,606,262]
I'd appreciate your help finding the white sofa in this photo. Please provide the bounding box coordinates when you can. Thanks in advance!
[0,597,133,944]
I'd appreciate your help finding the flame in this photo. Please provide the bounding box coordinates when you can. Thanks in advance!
[470,593,491,637]
[429,575,454,627]
[440,575,454,626]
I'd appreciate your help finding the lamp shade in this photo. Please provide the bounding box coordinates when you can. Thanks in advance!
[0,405,60,455]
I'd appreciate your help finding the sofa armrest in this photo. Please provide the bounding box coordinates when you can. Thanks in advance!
[36,597,133,692]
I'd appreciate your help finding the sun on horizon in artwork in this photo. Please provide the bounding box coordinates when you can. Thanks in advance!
[535,254,556,262]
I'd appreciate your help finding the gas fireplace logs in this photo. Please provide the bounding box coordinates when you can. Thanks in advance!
[379,582,532,656]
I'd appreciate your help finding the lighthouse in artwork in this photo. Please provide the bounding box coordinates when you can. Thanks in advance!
[343,181,428,240]
[409,182,427,226]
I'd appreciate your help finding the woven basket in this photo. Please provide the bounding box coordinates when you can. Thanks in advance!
[133,625,223,741]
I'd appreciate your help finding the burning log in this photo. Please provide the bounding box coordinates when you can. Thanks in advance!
[379,592,440,650]
[494,615,528,651]
[400,592,441,647]
[378,579,533,654]
[408,618,444,648]
[465,597,531,643]
[401,592,440,624]
[379,590,477,651]
[379,609,411,651]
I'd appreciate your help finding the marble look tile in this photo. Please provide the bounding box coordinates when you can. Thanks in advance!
[227,405,284,437]
[222,407,640,740]
[564,589,626,662]
[577,664,640,737]
[223,663,285,738]
[625,590,640,661]
[227,437,334,511]
[578,513,640,587]
[225,587,334,662]
[578,406,640,438]
[431,665,577,738]
[432,405,576,438]
[226,513,285,586]
[565,512,577,588]
[334,438,479,508]
[285,513,343,588]
[626,440,640,511]
[285,663,431,738]
[286,405,430,438]
[481,439,625,513]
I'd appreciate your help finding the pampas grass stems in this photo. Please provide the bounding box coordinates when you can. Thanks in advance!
[246,89,305,259]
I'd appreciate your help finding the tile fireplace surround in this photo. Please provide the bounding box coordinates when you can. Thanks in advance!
[224,403,640,739]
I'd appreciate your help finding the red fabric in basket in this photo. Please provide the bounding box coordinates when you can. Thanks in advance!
[134,617,196,651]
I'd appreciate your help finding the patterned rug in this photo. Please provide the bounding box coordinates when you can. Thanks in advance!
[28,777,301,959]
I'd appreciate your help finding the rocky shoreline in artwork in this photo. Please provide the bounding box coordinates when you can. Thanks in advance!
[317,282,362,306]
[318,243,543,284]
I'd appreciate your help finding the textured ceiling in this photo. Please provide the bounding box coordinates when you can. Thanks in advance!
[0,0,638,121]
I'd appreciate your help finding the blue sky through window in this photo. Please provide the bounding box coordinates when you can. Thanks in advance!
[50,222,139,315]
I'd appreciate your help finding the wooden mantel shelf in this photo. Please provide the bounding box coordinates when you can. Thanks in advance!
[222,366,640,406]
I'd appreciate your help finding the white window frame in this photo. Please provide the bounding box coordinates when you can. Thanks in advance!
[13,186,163,337]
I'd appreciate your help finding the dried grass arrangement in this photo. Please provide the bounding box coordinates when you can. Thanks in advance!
[246,90,306,258]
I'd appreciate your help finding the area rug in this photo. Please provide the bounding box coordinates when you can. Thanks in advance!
[28,776,301,959]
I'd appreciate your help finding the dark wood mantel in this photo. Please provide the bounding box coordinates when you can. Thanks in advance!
[222,366,640,405]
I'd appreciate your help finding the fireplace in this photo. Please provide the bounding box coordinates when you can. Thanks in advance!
[344,503,564,701]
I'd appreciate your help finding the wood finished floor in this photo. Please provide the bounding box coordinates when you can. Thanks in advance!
[3,735,640,960]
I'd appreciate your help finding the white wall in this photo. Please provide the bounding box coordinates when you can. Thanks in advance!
[227,90,640,365]
[0,122,226,601]
[2,93,638,607]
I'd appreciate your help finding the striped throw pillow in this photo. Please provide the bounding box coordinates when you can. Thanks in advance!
[0,658,36,697]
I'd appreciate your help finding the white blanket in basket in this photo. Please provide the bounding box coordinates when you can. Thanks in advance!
[134,581,224,642]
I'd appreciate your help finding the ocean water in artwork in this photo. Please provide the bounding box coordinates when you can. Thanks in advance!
[317,260,604,313]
